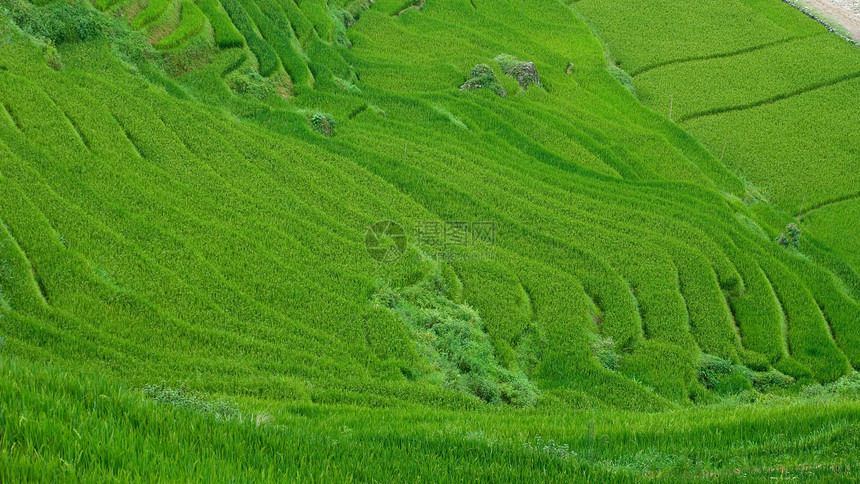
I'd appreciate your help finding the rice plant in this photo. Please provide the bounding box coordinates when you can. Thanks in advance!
[0,0,858,478]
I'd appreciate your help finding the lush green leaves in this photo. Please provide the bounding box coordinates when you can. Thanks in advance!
[154,1,204,49]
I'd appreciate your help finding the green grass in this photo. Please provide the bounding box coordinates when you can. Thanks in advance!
[804,199,860,273]
[131,0,169,29]
[574,0,860,241]
[573,0,820,74]
[0,0,859,478]
[683,75,860,212]
[153,1,205,49]
[635,34,860,122]
[243,0,314,87]
[219,0,279,75]
[197,0,243,48]
[3,356,860,481]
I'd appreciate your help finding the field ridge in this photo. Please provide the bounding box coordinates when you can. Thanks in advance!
[632,34,819,77]
[678,70,860,122]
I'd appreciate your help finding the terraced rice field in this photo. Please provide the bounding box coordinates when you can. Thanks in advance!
[1,0,859,479]
[575,0,860,273]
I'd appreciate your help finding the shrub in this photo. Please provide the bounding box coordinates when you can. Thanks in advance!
[42,38,62,70]
[374,269,538,407]
[495,54,541,89]
[608,64,636,95]
[697,354,753,395]
[590,334,620,371]
[460,64,506,97]
[776,222,801,249]
[329,8,353,47]
[4,0,106,45]
[698,355,797,396]
[310,111,336,136]
[2,0,159,72]
[801,372,860,399]
[226,65,274,99]
[749,370,795,393]
[1,7,14,45]
[143,382,242,421]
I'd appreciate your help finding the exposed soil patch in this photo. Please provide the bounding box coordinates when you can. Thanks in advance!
[798,0,860,40]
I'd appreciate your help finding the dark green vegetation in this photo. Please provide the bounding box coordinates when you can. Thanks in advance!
[1,0,859,479]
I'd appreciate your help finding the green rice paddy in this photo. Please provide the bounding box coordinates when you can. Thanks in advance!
[1,0,858,479]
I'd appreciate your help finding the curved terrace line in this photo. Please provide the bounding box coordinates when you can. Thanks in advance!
[631,34,819,77]
[678,70,860,122]
[800,190,860,217]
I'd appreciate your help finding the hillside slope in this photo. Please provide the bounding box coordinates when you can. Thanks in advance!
[1,0,858,410]
[2,0,860,478]
[574,0,860,275]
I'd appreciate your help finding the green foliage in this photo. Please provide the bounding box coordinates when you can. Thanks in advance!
[698,354,796,396]
[333,75,361,94]
[461,64,507,97]
[1,7,12,45]
[299,0,334,41]
[590,334,619,371]
[329,8,353,47]
[495,54,541,89]
[802,372,860,400]
[5,357,860,481]
[41,38,62,70]
[0,0,854,411]
[776,222,801,249]
[143,382,243,420]
[375,271,539,407]
[241,0,314,87]
[697,354,753,395]
[687,76,860,214]
[277,0,312,40]
[634,35,860,123]
[607,64,636,95]
[578,0,860,218]
[153,1,205,50]
[225,65,274,99]
[131,0,169,29]
[1,0,159,73]
[575,0,816,75]
[1,0,859,477]
[305,35,353,87]
[219,0,279,75]
[749,369,795,393]
[309,111,335,136]
[197,0,243,48]
[3,0,106,44]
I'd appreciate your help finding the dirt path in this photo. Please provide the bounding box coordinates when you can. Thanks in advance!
[798,0,860,40]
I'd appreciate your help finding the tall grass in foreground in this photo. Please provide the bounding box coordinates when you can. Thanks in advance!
[2,356,859,481]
